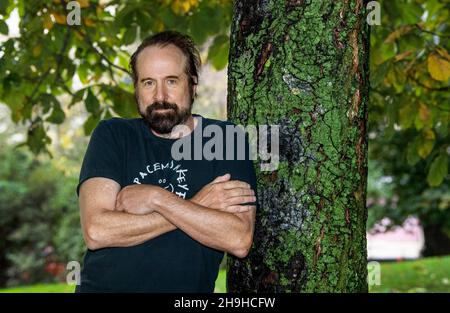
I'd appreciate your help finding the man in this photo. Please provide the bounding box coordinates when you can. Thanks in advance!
[76,31,257,292]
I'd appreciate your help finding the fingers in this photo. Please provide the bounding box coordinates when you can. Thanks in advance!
[226,195,257,206]
[220,180,252,190]
[211,173,231,184]
[226,187,255,198]
[224,205,255,213]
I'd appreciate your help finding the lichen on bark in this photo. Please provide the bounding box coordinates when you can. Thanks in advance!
[227,0,369,292]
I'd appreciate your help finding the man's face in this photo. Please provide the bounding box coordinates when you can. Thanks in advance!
[134,44,196,134]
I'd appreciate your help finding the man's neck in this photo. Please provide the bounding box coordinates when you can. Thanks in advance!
[151,115,198,139]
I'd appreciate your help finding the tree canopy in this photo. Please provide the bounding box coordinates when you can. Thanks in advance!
[0,0,232,152]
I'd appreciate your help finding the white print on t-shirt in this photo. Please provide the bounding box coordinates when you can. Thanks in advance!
[132,160,190,199]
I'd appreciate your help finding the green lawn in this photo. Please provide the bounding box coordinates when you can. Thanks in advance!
[1,256,449,293]
[369,255,450,293]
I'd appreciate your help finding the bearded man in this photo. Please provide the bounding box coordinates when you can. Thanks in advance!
[76,31,257,293]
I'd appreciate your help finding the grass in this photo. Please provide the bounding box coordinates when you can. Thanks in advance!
[369,255,450,293]
[1,256,449,293]
[0,283,76,293]
[0,270,227,293]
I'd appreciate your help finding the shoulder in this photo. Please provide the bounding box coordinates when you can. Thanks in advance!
[93,117,142,135]
[199,115,242,132]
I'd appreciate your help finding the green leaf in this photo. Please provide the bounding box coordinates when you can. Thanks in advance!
[85,89,100,115]
[406,140,421,166]
[399,2,423,24]
[435,111,449,138]
[69,88,86,108]
[77,62,90,84]
[46,104,65,124]
[39,93,59,114]
[83,114,101,136]
[27,121,51,154]
[427,152,448,186]
[428,52,450,82]
[0,0,9,15]
[122,25,137,46]
[371,60,391,87]
[109,87,137,118]
[399,102,417,130]
[207,34,229,70]
[418,129,435,159]
[0,19,8,35]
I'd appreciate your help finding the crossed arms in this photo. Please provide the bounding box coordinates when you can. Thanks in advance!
[78,174,256,258]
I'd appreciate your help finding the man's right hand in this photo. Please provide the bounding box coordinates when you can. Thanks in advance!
[190,174,256,214]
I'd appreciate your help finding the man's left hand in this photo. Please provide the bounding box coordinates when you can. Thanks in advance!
[115,184,156,215]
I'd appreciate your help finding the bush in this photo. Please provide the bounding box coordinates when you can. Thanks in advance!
[0,144,84,287]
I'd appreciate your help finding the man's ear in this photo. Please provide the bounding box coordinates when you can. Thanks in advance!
[192,84,197,98]
[191,76,198,98]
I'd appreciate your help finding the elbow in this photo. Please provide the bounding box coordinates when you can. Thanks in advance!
[233,246,251,259]
[83,223,107,250]
[231,231,254,259]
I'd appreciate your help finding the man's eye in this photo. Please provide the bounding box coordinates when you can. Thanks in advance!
[167,79,177,85]
[143,80,154,87]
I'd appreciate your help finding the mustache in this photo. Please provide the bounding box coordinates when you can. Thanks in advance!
[147,101,178,112]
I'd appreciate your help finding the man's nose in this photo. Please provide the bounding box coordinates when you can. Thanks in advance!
[154,83,167,102]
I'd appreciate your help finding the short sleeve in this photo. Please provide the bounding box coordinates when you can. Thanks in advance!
[76,120,124,196]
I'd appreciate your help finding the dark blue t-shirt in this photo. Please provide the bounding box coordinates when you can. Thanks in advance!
[75,114,257,292]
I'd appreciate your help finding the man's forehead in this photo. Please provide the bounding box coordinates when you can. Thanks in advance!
[136,44,187,76]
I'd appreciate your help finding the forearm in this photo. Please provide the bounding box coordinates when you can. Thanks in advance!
[153,190,251,256]
[84,210,176,249]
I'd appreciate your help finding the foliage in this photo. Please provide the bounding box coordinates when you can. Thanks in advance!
[0,0,447,184]
[0,138,84,287]
[367,0,450,253]
[0,0,232,154]
[369,0,450,187]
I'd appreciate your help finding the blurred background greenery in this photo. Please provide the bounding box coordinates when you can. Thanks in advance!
[0,0,449,292]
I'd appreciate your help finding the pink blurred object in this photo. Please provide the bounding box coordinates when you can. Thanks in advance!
[367,217,425,260]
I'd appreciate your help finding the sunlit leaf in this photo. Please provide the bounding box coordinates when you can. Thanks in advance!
[399,102,416,129]
[78,0,90,8]
[51,12,66,25]
[43,13,53,30]
[418,129,435,159]
[427,52,450,82]
[394,50,413,62]
[384,25,412,44]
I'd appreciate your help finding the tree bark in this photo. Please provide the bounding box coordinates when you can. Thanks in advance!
[226,0,369,292]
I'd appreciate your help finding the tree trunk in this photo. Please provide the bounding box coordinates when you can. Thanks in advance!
[422,224,450,257]
[226,0,369,292]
